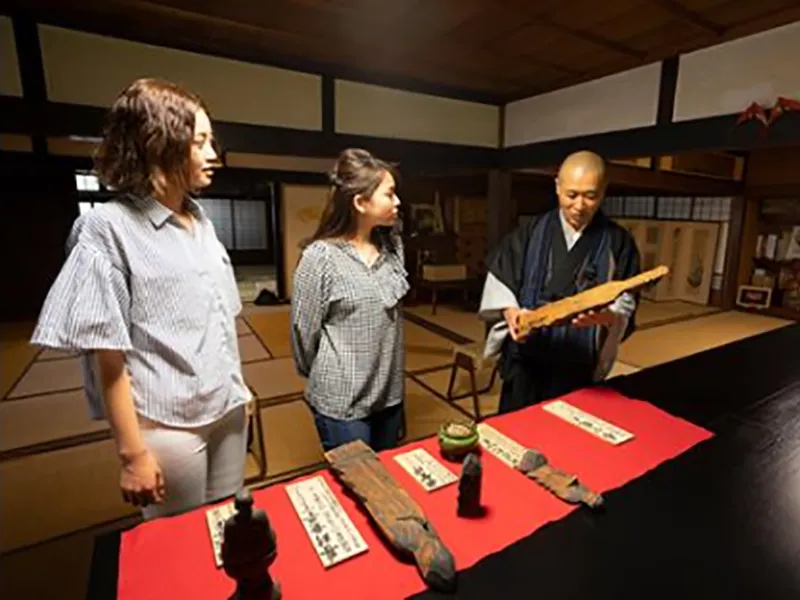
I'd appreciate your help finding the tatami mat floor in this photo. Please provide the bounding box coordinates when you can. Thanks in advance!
[403,298,721,344]
[0,299,793,600]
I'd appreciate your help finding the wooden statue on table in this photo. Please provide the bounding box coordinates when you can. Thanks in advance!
[457,452,484,518]
[221,488,281,600]
[325,440,457,592]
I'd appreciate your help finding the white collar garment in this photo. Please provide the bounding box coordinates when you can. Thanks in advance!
[558,209,585,251]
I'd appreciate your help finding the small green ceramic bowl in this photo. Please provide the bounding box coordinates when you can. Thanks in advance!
[437,420,480,461]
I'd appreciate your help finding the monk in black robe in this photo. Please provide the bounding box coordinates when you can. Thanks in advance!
[479,151,640,414]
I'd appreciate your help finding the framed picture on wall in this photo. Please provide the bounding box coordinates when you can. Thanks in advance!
[735,285,773,310]
[410,202,445,235]
[785,226,800,260]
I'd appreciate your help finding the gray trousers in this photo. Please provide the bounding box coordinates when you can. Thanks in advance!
[139,405,247,520]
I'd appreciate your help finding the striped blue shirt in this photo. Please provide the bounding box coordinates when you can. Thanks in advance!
[31,195,250,427]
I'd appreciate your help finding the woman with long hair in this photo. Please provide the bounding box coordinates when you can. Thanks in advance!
[31,78,250,519]
[291,148,409,451]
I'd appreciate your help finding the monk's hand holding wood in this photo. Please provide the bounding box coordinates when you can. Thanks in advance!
[571,308,616,328]
[573,292,636,328]
[504,307,534,342]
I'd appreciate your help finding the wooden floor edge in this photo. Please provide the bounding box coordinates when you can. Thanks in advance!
[636,308,723,331]
[402,309,477,345]
[0,513,141,558]
[0,430,112,463]
[0,346,44,401]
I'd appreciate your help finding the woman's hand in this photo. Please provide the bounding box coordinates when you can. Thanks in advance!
[119,448,165,507]
[95,349,164,508]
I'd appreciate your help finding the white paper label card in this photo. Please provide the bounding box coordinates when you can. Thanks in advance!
[543,400,634,446]
[205,501,236,568]
[476,423,528,468]
[286,475,368,568]
[394,448,458,491]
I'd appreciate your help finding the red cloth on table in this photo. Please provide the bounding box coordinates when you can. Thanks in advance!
[118,388,713,600]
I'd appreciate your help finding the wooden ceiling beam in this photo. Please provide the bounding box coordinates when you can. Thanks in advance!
[605,163,743,195]
[475,19,586,78]
[10,0,800,101]
[651,0,726,36]
[504,56,642,103]
[512,56,584,78]
[532,14,646,60]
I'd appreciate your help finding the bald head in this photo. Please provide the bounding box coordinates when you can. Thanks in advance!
[557,150,606,183]
[555,150,607,231]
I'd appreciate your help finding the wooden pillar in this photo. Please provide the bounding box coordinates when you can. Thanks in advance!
[719,195,748,310]
[487,169,514,253]
[12,18,48,156]
[0,153,79,321]
[735,196,761,291]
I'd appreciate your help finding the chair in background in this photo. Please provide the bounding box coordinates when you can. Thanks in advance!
[445,340,498,422]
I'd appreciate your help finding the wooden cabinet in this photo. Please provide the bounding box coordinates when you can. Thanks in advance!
[452,196,488,279]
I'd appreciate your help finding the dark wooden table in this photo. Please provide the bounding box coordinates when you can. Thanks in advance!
[87,324,800,599]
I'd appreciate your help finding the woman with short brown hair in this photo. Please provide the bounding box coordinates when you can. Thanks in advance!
[291,148,409,451]
[32,78,250,519]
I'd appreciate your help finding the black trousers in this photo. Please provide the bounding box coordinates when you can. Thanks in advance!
[498,358,594,414]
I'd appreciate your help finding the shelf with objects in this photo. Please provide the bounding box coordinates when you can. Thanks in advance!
[740,200,800,321]
[401,176,489,314]
[736,145,800,322]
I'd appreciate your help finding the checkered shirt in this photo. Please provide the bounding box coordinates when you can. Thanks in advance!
[290,237,409,420]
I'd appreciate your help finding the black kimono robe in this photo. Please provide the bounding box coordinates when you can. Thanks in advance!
[479,208,641,414]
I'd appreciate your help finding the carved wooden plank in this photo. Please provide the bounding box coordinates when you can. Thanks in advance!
[325,440,456,592]
[516,449,604,509]
[515,265,669,337]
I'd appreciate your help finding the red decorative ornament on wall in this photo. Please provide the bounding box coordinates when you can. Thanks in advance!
[735,96,800,134]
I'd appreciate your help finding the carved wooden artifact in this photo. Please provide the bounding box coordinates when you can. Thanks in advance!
[457,453,483,518]
[515,265,669,338]
[325,440,456,592]
[221,488,281,600]
[516,449,604,509]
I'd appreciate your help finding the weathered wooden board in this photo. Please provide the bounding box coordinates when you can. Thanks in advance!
[325,440,456,592]
[515,265,669,337]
